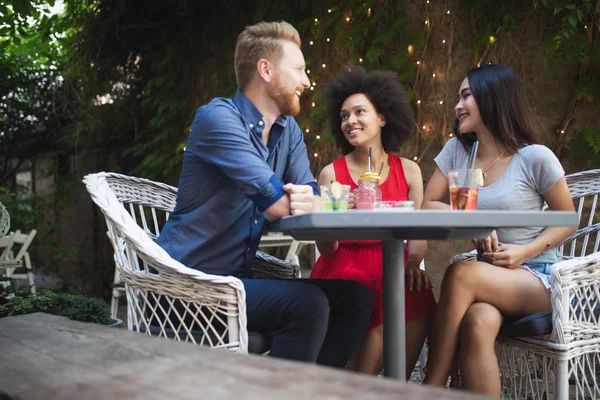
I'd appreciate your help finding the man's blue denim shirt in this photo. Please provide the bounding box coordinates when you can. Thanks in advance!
[157,90,318,277]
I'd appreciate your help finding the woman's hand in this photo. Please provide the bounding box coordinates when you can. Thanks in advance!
[473,230,500,254]
[347,191,356,209]
[406,265,431,292]
[482,243,530,269]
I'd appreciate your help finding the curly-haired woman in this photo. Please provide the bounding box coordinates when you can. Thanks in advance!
[310,65,437,376]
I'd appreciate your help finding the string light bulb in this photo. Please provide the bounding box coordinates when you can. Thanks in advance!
[416,60,420,65]
[359,58,363,63]
[346,17,350,22]
[309,41,314,45]
[312,81,316,86]
[310,86,315,91]
[312,102,316,107]
[327,38,330,42]
[425,20,428,24]
[439,100,444,104]
[307,69,310,74]
[449,133,454,137]
[314,153,318,157]
[314,18,318,22]
[432,73,436,78]
[561,130,565,133]
[417,100,421,104]
[447,10,451,14]
[422,125,426,129]
[316,135,321,139]
[305,128,310,133]
[413,156,418,161]
[328,9,332,13]
[442,39,446,44]
[322,63,326,68]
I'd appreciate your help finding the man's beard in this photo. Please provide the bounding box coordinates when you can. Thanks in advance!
[269,76,300,116]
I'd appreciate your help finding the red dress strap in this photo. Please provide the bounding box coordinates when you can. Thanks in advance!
[381,154,409,201]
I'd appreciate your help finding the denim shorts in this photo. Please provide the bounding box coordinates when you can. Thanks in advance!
[520,248,561,289]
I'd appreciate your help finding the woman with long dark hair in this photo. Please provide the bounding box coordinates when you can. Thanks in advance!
[422,64,576,395]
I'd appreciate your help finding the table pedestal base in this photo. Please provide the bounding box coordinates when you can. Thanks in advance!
[382,240,406,380]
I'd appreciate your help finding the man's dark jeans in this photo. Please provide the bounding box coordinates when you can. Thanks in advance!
[242,278,374,368]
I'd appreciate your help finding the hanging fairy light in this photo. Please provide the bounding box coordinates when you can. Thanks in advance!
[316,135,321,139]
[417,100,421,104]
[314,153,318,158]
[305,128,310,133]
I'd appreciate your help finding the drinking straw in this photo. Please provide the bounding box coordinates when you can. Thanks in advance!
[368,147,372,173]
[465,140,479,187]
[378,160,384,176]
[467,141,479,169]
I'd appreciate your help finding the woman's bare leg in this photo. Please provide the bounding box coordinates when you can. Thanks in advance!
[349,315,429,377]
[423,261,551,386]
[459,302,503,395]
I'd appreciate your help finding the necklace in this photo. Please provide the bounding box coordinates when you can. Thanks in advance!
[478,149,506,180]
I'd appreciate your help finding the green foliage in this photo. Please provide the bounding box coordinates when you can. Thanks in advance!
[0,290,112,324]
[570,128,600,168]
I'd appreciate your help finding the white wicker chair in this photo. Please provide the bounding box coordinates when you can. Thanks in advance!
[496,169,600,399]
[83,172,299,354]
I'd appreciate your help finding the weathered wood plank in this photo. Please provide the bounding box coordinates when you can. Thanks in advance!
[0,313,487,399]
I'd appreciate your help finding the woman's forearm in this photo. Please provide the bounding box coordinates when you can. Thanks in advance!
[316,241,339,256]
[407,240,427,269]
[526,226,578,259]
[422,200,450,210]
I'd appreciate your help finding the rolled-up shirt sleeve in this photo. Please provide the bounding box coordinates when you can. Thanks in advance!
[189,103,285,212]
[283,120,319,195]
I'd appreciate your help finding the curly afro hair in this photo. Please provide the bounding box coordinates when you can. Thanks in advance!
[323,65,415,155]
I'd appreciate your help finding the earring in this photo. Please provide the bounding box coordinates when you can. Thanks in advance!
[381,122,386,127]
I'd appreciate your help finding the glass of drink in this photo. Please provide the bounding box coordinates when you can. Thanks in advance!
[355,173,382,210]
[320,182,351,211]
[448,169,483,210]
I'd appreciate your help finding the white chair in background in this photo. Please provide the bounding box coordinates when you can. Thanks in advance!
[0,229,37,294]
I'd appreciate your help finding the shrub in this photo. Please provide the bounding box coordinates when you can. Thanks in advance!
[0,291,112,325]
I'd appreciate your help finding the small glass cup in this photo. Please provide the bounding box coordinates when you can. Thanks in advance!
[448,169,483,210]
[320,184,351,211]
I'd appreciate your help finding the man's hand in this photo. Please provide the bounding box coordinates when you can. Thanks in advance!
[283,184,315,215]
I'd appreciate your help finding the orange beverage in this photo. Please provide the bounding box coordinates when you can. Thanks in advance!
[450,186,479,210]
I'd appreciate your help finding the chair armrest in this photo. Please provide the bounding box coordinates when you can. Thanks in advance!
[550,252,600,344]
[251,250,300,279]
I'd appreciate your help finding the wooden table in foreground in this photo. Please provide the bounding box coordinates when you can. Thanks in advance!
[0,313,489,400]
[270,210,579,381]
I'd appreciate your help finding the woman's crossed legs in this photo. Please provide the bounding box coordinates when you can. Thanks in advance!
[423,260,551,396]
